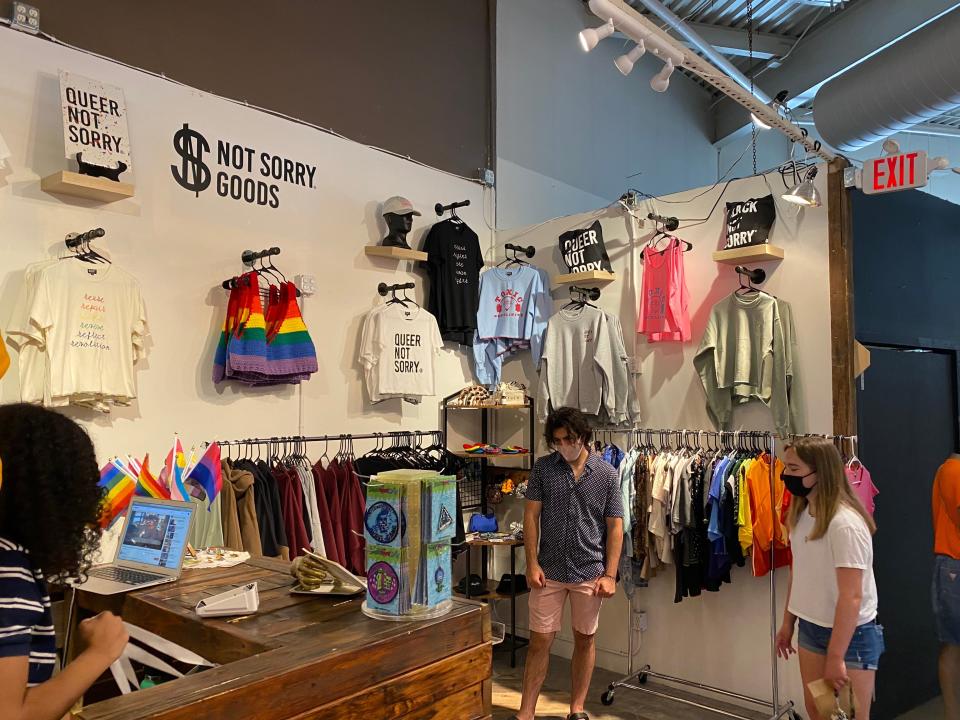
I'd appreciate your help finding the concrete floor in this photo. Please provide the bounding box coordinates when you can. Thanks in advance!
[493,648,948,720]
[895,696,945,720]
[491,651,770,720]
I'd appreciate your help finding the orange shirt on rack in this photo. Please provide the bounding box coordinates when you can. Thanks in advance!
[0,330,8,379]
[933,458,960,559]
[747,454,792,577]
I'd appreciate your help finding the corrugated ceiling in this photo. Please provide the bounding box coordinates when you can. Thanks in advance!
[653,0,854,36]
[627,0,857,95]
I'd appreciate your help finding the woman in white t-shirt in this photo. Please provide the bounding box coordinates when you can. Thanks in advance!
[776,437,884,720]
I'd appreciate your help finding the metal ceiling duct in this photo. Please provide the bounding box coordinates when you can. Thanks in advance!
[813,7,960,151]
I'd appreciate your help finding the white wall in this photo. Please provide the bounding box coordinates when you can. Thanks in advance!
[495,0,719,229]
[494,167,834,710]
[0,27,492,461]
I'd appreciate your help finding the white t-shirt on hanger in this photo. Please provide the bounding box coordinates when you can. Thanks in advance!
[360,303,443,398]
[25,261,148,403]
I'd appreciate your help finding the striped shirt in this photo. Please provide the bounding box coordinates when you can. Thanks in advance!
[0,537,56,686]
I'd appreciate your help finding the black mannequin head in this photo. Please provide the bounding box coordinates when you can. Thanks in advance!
[380,196,421,248]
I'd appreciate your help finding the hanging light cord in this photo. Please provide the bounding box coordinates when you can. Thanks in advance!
[748,0,757,176]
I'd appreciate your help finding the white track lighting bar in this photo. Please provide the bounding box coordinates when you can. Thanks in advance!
[585,0,834,161]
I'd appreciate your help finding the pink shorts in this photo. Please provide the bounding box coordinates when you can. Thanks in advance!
[528,578,604,636]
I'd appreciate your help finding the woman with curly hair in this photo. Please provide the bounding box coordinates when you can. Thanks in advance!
[0,403,128,720]
[775,437,883,720]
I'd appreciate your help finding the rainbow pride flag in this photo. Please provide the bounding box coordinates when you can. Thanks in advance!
[135,454,170,500]
[185,442,222,508]
[97,460,136,528]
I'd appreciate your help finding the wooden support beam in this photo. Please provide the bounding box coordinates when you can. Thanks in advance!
[828,157,857,436]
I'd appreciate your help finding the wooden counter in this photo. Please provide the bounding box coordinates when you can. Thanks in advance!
[74,557,493,720]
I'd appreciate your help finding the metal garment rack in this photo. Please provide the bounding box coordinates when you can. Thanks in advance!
[217,429,443,451]
[599,428,799,720]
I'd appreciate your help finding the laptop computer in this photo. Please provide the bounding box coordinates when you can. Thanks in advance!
[76,496,196,595]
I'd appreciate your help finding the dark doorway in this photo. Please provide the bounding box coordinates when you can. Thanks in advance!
[856,345,957,719]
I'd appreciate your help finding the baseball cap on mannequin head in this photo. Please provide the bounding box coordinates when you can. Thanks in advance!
[382,196,421,217]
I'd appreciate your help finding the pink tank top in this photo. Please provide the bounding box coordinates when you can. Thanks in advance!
[637,238,691,342]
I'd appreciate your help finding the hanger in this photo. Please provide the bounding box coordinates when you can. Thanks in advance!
[563,285,600,310]
[435,200,470,225]
[498,243,536,268]
[640,215,692,259]
[378,282,414,307]
[63,228,111,264]
[846,436,862,470]
[735,266,767,296]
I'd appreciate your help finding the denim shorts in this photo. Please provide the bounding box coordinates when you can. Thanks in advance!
[798,619,885,671]
[933,555,960,645]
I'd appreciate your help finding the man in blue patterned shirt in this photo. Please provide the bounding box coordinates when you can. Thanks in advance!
[513,407,623,720]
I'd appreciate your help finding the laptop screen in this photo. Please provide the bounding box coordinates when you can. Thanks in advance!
[117,501,194,570]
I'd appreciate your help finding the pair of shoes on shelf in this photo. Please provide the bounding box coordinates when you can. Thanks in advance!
[500,445,528,455]
[463,443,502,455]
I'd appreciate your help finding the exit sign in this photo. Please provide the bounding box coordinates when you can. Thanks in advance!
[862,150,927,195]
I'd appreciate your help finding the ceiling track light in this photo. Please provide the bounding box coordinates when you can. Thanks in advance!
[752,90,790,131]
[579,18,615,53]
[614,40,646,76]
[650,58,675,93]
[782,167,821,208]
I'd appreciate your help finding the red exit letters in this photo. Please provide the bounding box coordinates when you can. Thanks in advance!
[863,150,928,195]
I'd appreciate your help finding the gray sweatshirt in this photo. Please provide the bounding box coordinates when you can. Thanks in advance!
[537,306,615,422]
[693,292,803,437]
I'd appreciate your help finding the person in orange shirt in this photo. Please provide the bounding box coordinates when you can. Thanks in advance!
[932,456,960,720]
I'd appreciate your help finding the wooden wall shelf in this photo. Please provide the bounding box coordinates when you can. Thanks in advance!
[364,245,428,262]
[40,171,134,203]
[712,244,785,264]
[552,270,617,285]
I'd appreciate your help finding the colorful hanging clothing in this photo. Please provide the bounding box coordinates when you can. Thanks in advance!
[846,464,878,517]
[214,272,318,386]
[637,238,691,342]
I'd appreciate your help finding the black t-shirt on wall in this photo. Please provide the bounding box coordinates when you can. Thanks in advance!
[420,219,484,346]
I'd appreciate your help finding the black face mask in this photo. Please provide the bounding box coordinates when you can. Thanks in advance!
[782,471,816,497]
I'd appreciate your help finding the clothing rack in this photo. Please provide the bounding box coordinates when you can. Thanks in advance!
[64,227,105,248]
[646,212,679,231]
[570,285,601,302]
[220,246,300,296]
[377,281,415,297]
[217,429,441,448]
[504,242,535,260]
[242,247,281,265]
[601,427,799,720]
[736,266,767,286]
[434,199,470,217]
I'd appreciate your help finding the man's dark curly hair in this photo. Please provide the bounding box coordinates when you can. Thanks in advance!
[544,406,593,448]
[0,404,103,581]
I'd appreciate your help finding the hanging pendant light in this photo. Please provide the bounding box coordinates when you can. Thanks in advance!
[782,167,821,207]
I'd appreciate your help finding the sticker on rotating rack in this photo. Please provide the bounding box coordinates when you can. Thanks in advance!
[368,562,400,604]
[365,502,400,544]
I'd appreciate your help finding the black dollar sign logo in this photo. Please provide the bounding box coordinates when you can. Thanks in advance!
[171,123,211,197]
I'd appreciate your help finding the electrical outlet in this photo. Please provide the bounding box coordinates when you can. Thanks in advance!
[632,610,648,632]
[295,274,317,296]
[11,2,40,34]
[479,168,495,186]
